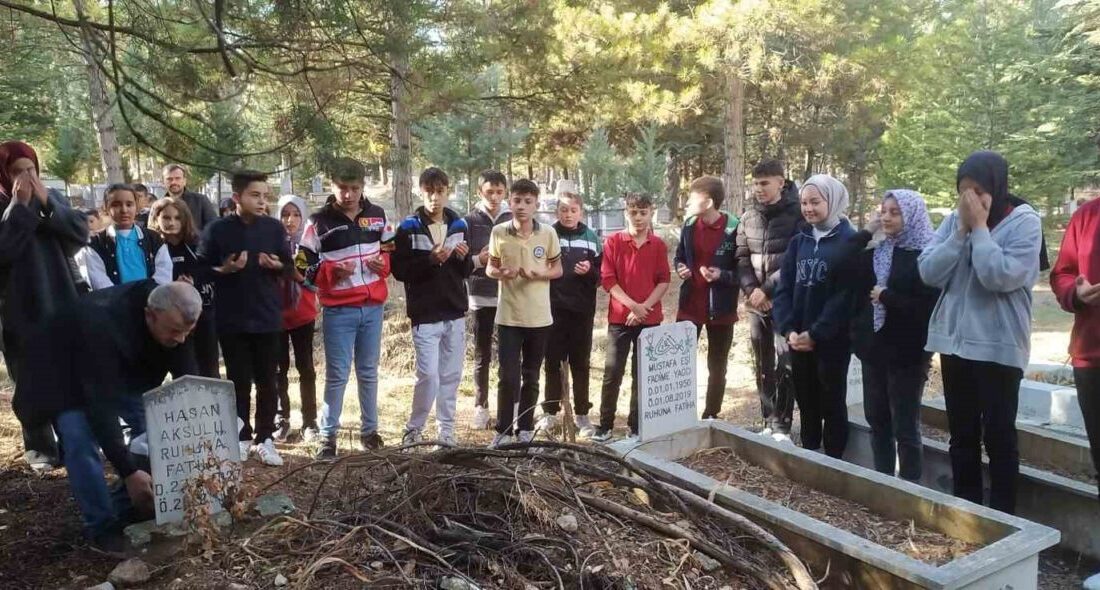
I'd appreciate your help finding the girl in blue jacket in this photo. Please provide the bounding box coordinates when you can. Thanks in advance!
[772,175,856,457]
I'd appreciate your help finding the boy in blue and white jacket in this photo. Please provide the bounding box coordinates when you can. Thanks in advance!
[772,174,856,459]
[391,168,473,447]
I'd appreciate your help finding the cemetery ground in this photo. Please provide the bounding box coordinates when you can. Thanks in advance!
[0,273,1094,589]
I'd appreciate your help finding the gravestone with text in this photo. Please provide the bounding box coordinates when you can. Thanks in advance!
[638,321,698,442]
[143,376,241,525]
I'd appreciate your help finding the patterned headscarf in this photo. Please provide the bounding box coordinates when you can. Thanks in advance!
[872,189,934,331]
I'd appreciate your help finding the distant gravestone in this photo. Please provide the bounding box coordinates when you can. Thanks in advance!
[638,321,698,442]
[846,355,863,407]
[143,376,241,525]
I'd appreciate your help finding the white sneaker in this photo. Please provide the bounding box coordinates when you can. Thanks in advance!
[438,431,457,447]
[516,430,535,444]
[471,406,491,430]
[772,432,792,444]
[489,433,514,449]
[534,414,560,432]
[760,427,774,438]
[401,428,422,446]
[1083,572,1100,590]
[239,441,251,460]
[253,439,284,467]
[575,415,596,438]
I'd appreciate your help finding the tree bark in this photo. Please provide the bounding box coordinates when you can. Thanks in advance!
[390,52,413,218]
[803,147,815,181]
[722,69,746,215]
[664,148,681,220]
[74,0,124,185]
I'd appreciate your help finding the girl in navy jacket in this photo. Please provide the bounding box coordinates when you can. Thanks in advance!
[772,174,856,457]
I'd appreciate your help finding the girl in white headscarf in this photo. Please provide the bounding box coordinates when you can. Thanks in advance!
[772,174,856,457]
[848,190,938,481]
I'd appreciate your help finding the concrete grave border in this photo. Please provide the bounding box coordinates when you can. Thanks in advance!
[848,403,1100,560]
[611,422,1059,589]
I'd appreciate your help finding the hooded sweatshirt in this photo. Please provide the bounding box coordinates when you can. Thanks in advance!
[771,175,856,351]
[918,152,1042,370]
[276,195,319,330]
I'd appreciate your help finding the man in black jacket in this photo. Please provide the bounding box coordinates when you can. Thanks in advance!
[734,159,802,440]
[13,280,200,553]
[463,170,512,429]
[0,142,89,470]
[163,164,219,231]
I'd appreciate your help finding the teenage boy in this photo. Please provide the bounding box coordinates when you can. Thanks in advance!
[464,170,512,429]
[675,176,739,420]
[592,193,671,442]
[536,182,601,437]
[298,157,393,458]
[199,170,292,467]
[734,159,801,440]
[486,179,562,446]
[392,168,473,446]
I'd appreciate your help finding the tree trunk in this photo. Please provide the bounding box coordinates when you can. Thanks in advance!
[74,0,124,184]
[849,168,865,226]
[390,52,413,218]
[722,69,746,215]
[280,152,293,195]
[664,148,681,220]
[803,147,815,181]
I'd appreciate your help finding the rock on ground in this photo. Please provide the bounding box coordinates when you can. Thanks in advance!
[555,513,578,533]
[107,559,150,587]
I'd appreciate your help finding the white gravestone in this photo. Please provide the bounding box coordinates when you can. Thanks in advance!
[638,321,699,442]
[846,355,863,407]
[143,376,241,525]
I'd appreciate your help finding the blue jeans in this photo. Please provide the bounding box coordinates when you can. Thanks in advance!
[320,304,384,439]
[56,410,133,538]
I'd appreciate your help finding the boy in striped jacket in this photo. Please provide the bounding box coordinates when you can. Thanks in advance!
[297,157,394,458]
[536,184,602,437]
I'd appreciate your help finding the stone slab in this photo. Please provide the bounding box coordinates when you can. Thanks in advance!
[612,422,1058,589]
[637,321,698,441]
[143,376,241,525]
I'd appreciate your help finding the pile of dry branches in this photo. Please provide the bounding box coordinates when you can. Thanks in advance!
[224,441,817,590]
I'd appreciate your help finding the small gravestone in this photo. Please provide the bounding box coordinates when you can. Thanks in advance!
[637,321,698,442]
[143,376,240,525]
[846,355,863,407]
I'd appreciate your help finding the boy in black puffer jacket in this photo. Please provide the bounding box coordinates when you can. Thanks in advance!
[735,159,802,440]
[674,176,739,419]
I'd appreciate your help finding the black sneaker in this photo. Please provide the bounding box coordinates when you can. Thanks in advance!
[89,529,129,558]
[316,438,337,460]
[589,427,613,442]
[361,431,384,450]
[274,419,292,443]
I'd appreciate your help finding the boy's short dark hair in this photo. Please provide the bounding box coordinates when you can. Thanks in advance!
[329,157,366,183]
[511,178,539,197]
[752,159,785,179]
[231,170,268,194]
[419,167,449,190]
[103,183,135,205]
[689,176,725,210]
[133,183,149,194]
[623,192,654,209]
[478,170,507,187]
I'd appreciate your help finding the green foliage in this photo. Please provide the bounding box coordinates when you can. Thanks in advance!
[579,128,622,209]
[44,126,92,185]
[623,124,667,197]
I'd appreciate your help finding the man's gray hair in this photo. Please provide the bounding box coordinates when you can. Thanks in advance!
[147,282,203,323]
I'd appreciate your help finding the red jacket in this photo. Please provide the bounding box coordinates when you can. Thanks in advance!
[297,198,393,308]
[282,282,319,330]
[1051,198,1100,367]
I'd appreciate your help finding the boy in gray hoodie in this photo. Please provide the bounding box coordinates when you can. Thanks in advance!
[918,151,1042,515]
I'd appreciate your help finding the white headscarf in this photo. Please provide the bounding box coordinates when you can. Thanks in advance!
[801,174,850,232]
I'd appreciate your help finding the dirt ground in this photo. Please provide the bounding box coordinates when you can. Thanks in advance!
[0,263,1091,588]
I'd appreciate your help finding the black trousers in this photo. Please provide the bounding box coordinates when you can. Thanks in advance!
[276,322,318,428]
[941,354,1022,514]
[496,325,549,434]
[748,313,793,431]
[1075,367,1100,504]
[3,329,59,463]
[543,308,595,416]
[791,349,849,458]
[191,309,221,379]
[862,357,930,481]
[472,307,496,408]
[692,323,735,419]
[220,331,280,444]
[599,324,646,433]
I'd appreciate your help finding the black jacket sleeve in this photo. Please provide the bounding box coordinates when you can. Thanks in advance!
[391,226,435,283]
